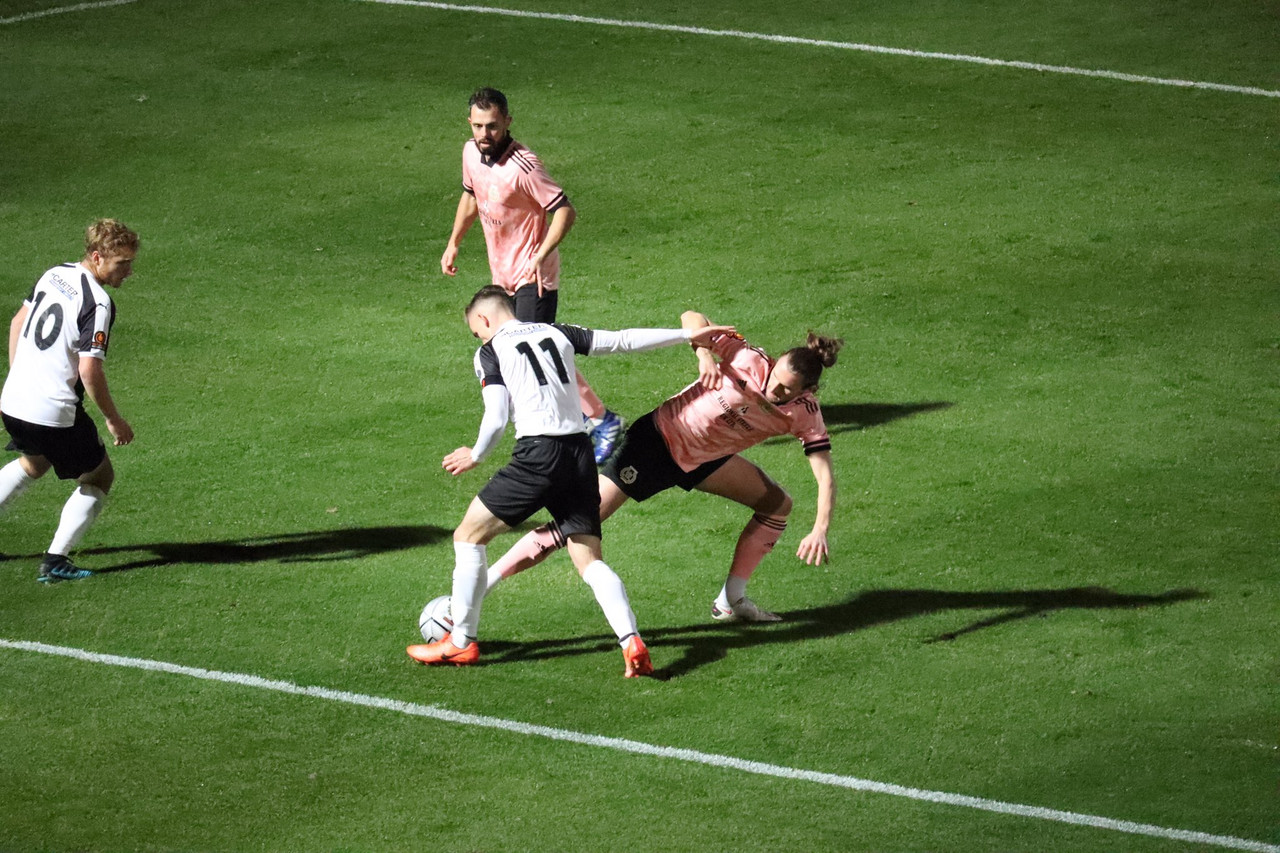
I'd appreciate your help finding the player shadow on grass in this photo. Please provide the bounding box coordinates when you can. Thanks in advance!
[480,586,1204,679]
[815,401,953,436]
[754,401,952,445]
[60,525,453,573]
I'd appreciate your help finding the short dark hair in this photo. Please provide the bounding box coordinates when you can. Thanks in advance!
[466,285,514,316]
[469,87,509,116]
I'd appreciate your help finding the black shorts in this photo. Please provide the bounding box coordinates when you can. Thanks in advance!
[512,284,558,323]
[3,408,106,480]
[478,433,602,538]
[600,412,730,502]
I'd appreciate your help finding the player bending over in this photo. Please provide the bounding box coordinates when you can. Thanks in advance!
[484,311,841,622]
[407,287,732,677]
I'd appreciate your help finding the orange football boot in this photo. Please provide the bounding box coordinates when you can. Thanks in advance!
[622,635,653,678]
[407,638,480,666]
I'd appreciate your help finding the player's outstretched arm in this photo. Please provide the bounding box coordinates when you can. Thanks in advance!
[796,450,835,565]
[585,323,734,355]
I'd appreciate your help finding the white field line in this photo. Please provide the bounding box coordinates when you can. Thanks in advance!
[356,0,1280,99]
[0,0,136,25]
[2,638,1277,852]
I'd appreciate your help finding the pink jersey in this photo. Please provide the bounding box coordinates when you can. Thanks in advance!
[462,137,568,294]
[653,333,831,471]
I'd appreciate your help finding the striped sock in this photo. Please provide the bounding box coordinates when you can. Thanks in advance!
[716,513,787,607]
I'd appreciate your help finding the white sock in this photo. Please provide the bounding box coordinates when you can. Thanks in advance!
[449,541,487,648]
[717,576,748,610]
[0,460,35,512]
[581,560,638,644]
[48,485,106,555]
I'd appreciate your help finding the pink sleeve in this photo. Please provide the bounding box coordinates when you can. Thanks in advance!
[518,157,568,211]
[793,398,832,455]
[708,332,746,360]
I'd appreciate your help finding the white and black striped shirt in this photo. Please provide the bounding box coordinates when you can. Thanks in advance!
[468,321,690,461]
[1,263,115,427]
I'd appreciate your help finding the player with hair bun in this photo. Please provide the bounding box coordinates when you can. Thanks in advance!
[485,311,842,623]
[406,288,734,676]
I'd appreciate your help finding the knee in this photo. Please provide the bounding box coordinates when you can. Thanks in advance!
[79,457,114,494]
[453,528,485,546]
[757,485,791,518]
[19,456,51,479]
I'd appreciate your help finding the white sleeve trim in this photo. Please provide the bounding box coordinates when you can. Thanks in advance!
[588,328,691,355]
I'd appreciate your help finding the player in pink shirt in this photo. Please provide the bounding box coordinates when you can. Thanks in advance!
[440,88,623,463]
[484,311,841,623]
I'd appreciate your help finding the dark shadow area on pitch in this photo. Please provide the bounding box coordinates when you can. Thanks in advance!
[756,401,952,444]
[73,525,452,573]
[819,401,952,436]
[480,586,1204,679]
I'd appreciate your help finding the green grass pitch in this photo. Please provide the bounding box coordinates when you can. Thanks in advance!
[0,0,1276,850]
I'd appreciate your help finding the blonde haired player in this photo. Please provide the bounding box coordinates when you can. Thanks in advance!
[484,312,842,622]
[407,287,733,676]
[0,219,138,582]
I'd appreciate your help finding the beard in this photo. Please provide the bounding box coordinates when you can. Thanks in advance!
[477,133,509,153]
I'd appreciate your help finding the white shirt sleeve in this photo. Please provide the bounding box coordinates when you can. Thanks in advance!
[470,383,511,463]
[587,328,692,355]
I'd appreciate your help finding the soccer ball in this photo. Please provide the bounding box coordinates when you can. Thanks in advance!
[418,595,454,643]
